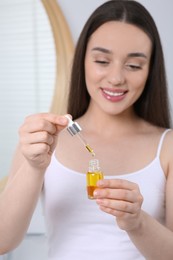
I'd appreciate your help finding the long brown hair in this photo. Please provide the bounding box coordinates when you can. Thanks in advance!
[67,0,171,128]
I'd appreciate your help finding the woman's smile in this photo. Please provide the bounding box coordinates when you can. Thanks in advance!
[101,87,128,102]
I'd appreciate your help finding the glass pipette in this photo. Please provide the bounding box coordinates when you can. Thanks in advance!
[65,115,95,157]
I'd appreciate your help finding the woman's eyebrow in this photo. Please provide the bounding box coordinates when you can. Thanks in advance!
[91,48,148,59]
[127,52,147,59]
[91,47,112,54]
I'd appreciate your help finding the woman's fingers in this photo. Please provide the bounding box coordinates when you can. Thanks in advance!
[20,131,55,146]
[94,179,141,202]
[20,113,68,134]
[18,113,69,169]
[94,187,139,202]
[96,198,140,214]
[96,178,138,190]
[94,178,143,224]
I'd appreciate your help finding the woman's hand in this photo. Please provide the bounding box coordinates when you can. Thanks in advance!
[19,113,68,170]
[94,179,143,232]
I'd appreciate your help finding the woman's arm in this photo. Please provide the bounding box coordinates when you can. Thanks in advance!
[126,158,173,260]
[0,113,68,254]
[94,131,173,260]
[0,152,45,254]
[126,131,173,260]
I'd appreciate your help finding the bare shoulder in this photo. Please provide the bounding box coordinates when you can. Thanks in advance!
[163,129,173,229]
[140,122,173,178]
[160,129,173,178]
[161,129,173,154]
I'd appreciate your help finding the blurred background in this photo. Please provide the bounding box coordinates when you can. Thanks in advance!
[0,0,172,259]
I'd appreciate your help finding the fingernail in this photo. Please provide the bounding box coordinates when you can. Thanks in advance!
[97,180,104,186]
[93,190,98,197]
[58,117,68,124]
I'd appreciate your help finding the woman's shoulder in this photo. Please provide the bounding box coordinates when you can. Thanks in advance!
[145,122,173,150]
[161,128,173,153]
[157,127,173,178]
[140,119,171,135]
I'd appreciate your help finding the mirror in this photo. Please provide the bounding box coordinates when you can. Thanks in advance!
[41,0,74,115]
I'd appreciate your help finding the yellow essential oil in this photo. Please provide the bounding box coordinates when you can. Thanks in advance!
[86,159,104,199]
[85,144,95,157]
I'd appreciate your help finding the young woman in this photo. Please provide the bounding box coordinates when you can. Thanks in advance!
[0,1,173,259]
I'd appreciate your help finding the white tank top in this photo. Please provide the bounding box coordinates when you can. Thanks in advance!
[42,129,169,260]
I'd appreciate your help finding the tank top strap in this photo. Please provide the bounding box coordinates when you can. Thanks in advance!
[156,129,171,157]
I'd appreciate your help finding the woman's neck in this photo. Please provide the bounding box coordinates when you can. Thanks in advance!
[77,106,142,137]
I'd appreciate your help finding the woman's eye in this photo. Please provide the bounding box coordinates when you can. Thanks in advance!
[95,60,109,65]
[126,64,142,70]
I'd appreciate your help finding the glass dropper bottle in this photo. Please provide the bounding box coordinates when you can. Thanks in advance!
[86,158,104,199]
[65,115,95,157]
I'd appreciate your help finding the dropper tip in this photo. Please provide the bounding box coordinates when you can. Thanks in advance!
[85,144,95,157]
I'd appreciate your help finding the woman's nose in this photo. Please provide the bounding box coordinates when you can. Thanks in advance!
[107,65,125,86]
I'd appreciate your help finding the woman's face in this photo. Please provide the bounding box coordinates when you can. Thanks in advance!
[84,21,152,116]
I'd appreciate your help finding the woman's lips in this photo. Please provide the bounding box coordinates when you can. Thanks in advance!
[101,88,128,102]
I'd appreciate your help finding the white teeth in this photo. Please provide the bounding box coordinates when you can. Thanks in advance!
[103,90,124,96]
